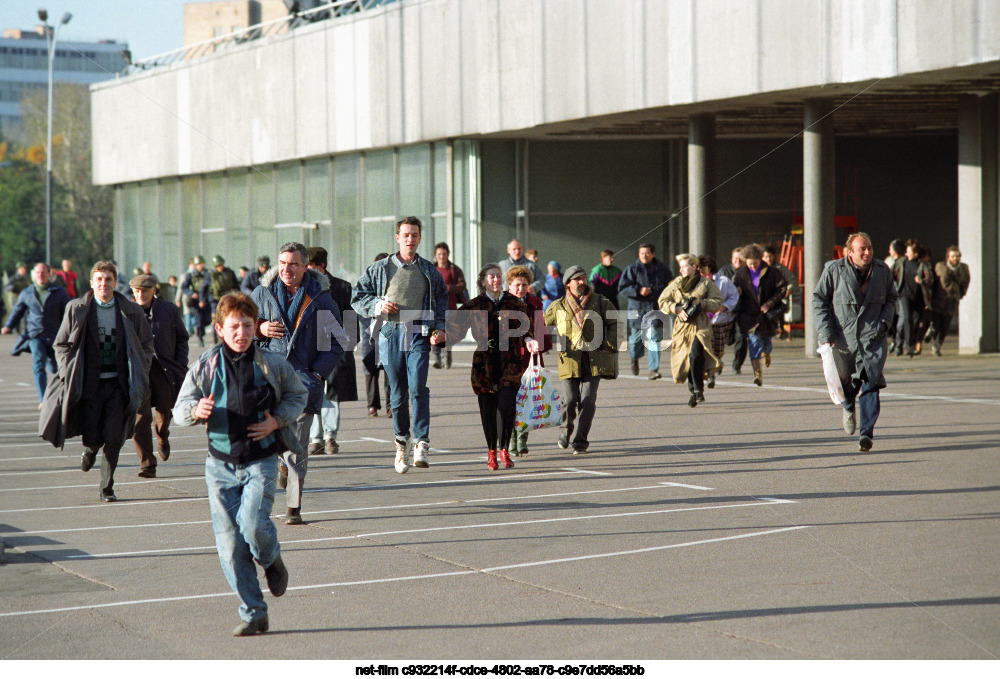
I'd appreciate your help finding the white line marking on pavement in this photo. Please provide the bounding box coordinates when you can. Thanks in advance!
[661,482,714,490]
[65,498,793,559]
[330,470,581,492]
[0,469,592,514]
[713,379,1000,406]
[0,475,205,492]
[0,496,208,514]
[0,455,77,463]
[15,382,30,387]
[0,526,807,618]
[360,436,392,443]
[480,526,809,572]
[19,482,694,535]
[561,467,613,476]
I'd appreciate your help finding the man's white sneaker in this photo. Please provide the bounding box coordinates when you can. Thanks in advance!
[413,440,430,468]
[394,439,410,474]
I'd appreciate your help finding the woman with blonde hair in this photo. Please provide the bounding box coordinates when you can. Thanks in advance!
[659,254,724,406]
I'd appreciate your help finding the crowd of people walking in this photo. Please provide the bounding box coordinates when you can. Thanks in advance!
[0,221,972,636]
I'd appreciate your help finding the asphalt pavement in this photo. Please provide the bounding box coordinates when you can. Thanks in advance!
[1,333,998,660]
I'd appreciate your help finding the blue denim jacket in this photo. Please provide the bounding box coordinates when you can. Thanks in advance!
[351,253,448,335]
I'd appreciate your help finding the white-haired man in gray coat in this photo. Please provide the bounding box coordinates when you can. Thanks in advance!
[813,232,898,452]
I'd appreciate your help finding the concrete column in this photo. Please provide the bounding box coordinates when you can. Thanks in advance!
[957,94,1000,354]
[803,98,835,356]
[688,113,716,258]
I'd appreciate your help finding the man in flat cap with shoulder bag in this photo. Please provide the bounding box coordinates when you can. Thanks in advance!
[129,274,190,478]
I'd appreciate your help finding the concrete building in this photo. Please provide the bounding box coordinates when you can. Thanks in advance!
[0,27,126,139]
[91,0,1000,354]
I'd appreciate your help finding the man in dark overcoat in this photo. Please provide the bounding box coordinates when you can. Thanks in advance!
[129,274,190,477]
[306,247,358,456]
[813,233,898,452]
[41,262,153,501]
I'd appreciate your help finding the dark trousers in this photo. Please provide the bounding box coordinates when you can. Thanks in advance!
[432,344,452,366]
[477,386,517,451]
[915,308,933,346]
[562,376,601,450]
[897,296,920,352]
[844,370,881,439]
[133,364,174,471]
[364,368,392,411]
[731,326,748,372]
[81,378,128,498]
[931,312,953,350]
[687,339,706,395]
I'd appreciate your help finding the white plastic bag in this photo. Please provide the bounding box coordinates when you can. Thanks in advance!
[816,343,845,405]
[514,354,565,433]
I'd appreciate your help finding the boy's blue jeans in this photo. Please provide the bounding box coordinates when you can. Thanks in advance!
[205,455,280,623]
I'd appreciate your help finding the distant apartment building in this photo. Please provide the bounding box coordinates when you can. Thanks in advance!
[183,1,288,46]
[0,27,126,139]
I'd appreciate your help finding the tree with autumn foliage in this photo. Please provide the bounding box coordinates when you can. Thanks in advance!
[1,82,113,274]
[0,137,47,273]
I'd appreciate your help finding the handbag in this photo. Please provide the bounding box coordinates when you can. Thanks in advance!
[514,353,565,433]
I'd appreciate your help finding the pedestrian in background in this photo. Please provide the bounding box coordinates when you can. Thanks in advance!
[540,261,564,311]
[241,256,270,295]
[2,262,70,404]
[698,255,739,389]
[306,246,358,456]
[731,244,787,386]
[128,274,189,478]
[590,250,622,310]
[929,246,970,356]
[619,243,672,380]
[433,242,467,369]
[505,265,547,457]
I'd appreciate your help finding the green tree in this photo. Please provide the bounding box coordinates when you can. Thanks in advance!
[17,83,113,268]
[0,157,46,271]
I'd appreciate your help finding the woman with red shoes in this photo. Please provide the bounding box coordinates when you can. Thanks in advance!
[448,264,539,470]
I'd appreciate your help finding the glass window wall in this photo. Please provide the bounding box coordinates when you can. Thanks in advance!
[112,139,482,294]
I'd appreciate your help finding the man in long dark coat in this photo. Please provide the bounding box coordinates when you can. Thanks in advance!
[813,233,898,452]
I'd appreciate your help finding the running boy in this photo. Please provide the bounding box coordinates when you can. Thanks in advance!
[173,292,307,636]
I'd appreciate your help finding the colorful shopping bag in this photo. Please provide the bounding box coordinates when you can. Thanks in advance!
[514,354,565,432]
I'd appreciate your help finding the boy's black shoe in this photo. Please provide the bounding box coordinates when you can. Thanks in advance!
[264,555,288,596]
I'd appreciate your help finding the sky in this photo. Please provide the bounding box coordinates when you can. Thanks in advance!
[0,0,190,61]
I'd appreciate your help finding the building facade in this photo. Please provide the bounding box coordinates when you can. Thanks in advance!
[0,27,125,139]
[91,0,1000,354]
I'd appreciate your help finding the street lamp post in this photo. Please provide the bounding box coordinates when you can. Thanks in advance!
[37,8,72,267]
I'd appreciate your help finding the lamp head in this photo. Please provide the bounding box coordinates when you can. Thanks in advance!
[60,12,71,24]
[37,8,48,22]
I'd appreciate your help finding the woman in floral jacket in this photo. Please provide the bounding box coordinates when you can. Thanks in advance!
[448,264,539,470]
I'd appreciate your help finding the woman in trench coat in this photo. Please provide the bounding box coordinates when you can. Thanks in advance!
[659,254,723,407]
